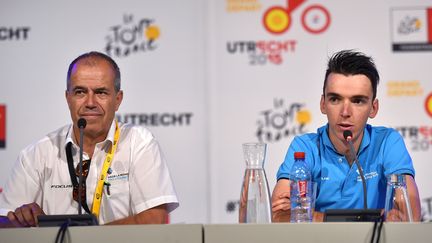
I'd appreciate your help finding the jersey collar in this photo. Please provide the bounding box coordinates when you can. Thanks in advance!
[64,119,118,150]
[319,123,371,155]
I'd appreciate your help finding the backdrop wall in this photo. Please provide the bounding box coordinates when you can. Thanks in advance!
[1,0,431,223]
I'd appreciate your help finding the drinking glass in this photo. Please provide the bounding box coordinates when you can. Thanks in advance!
[384,174,413,222]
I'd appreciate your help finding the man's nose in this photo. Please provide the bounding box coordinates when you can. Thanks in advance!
[85,93,97,108]
[341,100,351,117]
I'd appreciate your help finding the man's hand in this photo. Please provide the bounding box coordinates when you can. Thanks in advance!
[385,209,407,222]
[271,179,291,222]
[6,202,45,227]
[312,211,324,222]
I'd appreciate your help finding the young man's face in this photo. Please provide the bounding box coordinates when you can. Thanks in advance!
[66,58,123,141]
[320,73,378,150]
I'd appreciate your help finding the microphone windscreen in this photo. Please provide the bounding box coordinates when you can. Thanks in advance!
[343,130,352,140]
[78,118,87,129]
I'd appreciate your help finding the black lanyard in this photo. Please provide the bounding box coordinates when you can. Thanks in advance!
[66,142,92,214]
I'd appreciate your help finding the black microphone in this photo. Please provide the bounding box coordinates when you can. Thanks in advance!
[77,118,86,215]
[343,130,368,209]
[78,118,87,129]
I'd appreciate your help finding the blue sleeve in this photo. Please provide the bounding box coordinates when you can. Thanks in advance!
[382,129,415,177]
[276,134,318,180]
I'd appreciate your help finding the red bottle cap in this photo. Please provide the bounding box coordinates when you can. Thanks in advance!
[294,152,305,159]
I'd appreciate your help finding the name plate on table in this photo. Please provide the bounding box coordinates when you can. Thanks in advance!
[324,209,382,222]
[37,214,98,227]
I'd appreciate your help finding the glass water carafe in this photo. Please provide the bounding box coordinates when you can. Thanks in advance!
[384,174,413,222]
[239,143,271,223]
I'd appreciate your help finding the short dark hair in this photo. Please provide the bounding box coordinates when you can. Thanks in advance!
[66,51,121,92]
[323,50,379,100]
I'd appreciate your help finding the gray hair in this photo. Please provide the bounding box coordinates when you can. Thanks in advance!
[66,51,121,92]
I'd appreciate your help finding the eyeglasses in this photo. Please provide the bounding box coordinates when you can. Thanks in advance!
[72,159,90,204]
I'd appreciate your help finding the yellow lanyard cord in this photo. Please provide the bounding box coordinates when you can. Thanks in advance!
[91,120,120,219]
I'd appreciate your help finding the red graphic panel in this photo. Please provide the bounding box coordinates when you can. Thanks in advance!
[428,8,432,43]
[0,105,5,148]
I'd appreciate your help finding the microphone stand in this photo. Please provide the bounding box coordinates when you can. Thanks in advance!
[78,120,85,215]
[323,131,381,222]
[37,118,98,227]
[346,137,368,209]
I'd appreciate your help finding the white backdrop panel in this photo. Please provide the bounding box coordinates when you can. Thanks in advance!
[208,0,432,223]
[0,0,207,223]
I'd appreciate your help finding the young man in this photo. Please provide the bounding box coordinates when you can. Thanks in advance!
[0,52,178,227]
[272,50,421,222]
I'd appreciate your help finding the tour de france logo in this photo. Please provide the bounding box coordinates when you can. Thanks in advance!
[255,99,312,143]
[105,14,160,58]
[262,0,331,35]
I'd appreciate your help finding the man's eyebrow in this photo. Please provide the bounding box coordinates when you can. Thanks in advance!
[326,92,342,98]
[351,95,370,100]
[326,93,370,99]
[71,86,87,91]
[93,87,110,92]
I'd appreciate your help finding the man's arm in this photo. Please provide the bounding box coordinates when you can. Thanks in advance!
[106,204,168,225]
[271,179,291,222]
[406,175,421,221]
[0,202,45,228]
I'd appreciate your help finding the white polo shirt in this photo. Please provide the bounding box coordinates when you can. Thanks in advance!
[0,120,179,225]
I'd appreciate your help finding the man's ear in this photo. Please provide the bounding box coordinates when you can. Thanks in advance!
[65,90,71,109]
[320,95,326,114]
[369,99,379,118]
[115,90,123,111]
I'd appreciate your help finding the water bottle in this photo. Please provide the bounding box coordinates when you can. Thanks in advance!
[290,152,312,222]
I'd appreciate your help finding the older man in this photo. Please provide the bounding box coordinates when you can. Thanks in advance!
[0,51,178,227]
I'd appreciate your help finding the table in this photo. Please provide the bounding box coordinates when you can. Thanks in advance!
[1,223,431,243]
[0,224,202,243]
[204,223,432,243]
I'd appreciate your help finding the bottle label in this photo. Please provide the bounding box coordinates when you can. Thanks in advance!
[297,180,307,197]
